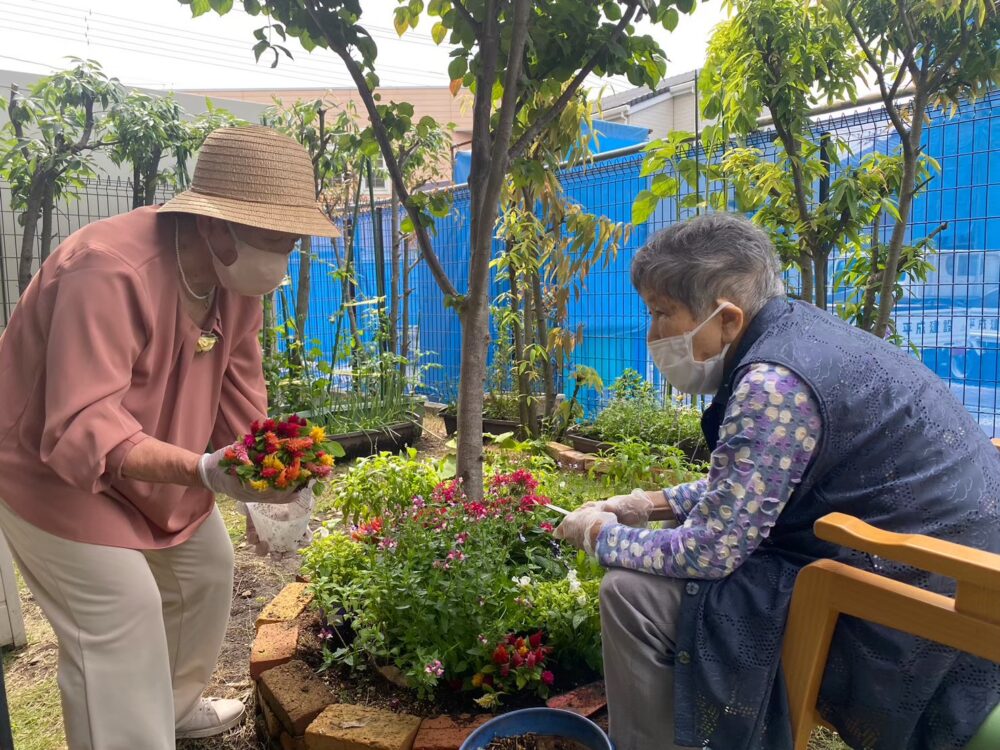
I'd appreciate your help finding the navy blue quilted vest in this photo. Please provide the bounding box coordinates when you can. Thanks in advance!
[672,298,1000,750]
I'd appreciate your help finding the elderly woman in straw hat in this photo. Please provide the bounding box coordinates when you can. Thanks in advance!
[0,125,338,748]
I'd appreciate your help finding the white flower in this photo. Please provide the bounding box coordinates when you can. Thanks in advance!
[566,569,581,592]
[576,593,588,607]
[512,575,532,588]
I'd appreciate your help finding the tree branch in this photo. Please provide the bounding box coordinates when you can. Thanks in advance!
[450,0,481,34]
[304,1,459,301]
[845,3,910,140]
[7,85,31,163]
[507,0,638,161]
[482,0,531,211]
[71,93,97,153]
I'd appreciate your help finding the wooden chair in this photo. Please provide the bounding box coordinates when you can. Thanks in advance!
[782,512,1000,750]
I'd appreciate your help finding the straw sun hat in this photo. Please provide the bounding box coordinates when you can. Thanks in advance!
[160,124,340,238]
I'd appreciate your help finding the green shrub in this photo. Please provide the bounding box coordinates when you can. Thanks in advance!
[300,528,366,618]
[578,370,706,457]
[328,448,443,524]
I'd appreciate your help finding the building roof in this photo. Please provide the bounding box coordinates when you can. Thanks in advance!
[594,69,698,112]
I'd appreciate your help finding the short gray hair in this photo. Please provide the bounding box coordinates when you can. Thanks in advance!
[631,213,785,317]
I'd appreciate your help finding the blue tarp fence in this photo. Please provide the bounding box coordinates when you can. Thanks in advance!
[292,90,1000,436]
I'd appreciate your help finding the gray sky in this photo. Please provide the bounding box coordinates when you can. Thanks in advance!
[0,0,725,94]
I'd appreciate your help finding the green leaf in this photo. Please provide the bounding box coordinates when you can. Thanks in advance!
[327,440,347,458]
[393,8,410,36]
[661,7,679,31]
[448,56,468,82]
[208,0,233,12]
[252,39,269,63]
[572,611,587,630]
[631,190,658,224]
[189,0,211,16]
[431,22,447,45]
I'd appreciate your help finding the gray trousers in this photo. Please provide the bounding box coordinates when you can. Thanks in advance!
[600,568,694,750]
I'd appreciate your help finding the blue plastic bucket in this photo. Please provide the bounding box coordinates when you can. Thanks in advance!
[459,708,612,750]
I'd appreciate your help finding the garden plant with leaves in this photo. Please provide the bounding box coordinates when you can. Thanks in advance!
[1,59,123,293]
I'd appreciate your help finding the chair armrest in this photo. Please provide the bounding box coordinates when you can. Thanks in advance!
[815,513,1000,590]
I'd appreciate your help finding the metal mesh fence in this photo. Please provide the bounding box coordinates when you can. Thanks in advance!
[4,91,1000,435]
[0,177,175,329]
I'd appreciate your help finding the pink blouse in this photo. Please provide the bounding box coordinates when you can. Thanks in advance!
[0,206,268,549]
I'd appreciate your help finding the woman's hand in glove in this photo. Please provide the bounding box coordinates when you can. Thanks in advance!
[582,488,655,527]
[553,508,617,556]
[198,445,303,505]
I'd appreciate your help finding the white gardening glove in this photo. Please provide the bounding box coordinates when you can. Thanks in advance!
[582,488,654,527]
[198,445,302,505]
[553,508,617,556]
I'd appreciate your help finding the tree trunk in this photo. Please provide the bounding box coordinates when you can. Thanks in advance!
[873,94,927,338]
[508,254,537,435]
[401,237,411,383]
[17,177,46,294]
[295,235,312,344]
[860,212,882,330]
[529,267,556,419]
[142,149,162,206]
[132,162,144,209]
[39,183,55,265]
[797,248,814,304]
[389,191,401,357]
[813,250,828,310]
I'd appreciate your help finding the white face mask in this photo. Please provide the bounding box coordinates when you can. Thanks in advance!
[648,303,731,395]
[208,223,290,297]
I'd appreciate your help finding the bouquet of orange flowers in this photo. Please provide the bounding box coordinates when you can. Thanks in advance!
[220,415,344,493]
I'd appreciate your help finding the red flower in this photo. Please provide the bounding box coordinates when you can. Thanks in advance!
[243,434,255,449]
[500,664,511,678]
[492,645,509,665]
[512,652,524,668]
[262,419,277,432]
[539,522,555,533]
[541,670,554,686]
[250,420,262,434]
[529,632,544,649]
[261,467,279,479]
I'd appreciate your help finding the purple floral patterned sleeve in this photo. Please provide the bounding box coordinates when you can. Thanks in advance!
[596,363,822,579]
[662,478,709,523]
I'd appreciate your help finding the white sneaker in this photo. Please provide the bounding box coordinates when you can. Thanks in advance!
[175,697,246,739]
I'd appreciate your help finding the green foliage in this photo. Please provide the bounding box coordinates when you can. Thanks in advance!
[510,553,603,675]
[829,0,1000,337]
[300,527,367,618]
[328,448,443,525]
[578,370,706,458]
[1,58,121,210]
[305,469,597,702]
[593,437,702,490]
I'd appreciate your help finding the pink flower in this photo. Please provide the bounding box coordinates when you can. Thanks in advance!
[424,660,444,677]
[541,670,554,686]
[539,522,555,533]
[454,532,469,545]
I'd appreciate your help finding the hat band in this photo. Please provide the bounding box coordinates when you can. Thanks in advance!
[187,184,319,209]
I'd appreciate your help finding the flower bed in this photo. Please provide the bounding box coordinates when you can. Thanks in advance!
[302,467,604,711]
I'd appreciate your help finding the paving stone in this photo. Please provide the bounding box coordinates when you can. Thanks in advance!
[413,715,492,750]
[305,703,422,750]
[546,680,607,718]
[259,660,336,736]
[251,621,300,681]
[258,582,315,631]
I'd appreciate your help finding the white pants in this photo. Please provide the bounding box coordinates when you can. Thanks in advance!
[0,499,234,750]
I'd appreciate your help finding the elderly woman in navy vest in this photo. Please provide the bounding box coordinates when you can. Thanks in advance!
[554,213,1000,750]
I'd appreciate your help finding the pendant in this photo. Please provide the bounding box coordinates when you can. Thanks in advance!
[196,334,218,353]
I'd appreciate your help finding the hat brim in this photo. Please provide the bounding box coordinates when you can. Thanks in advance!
[159,189,341,238]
